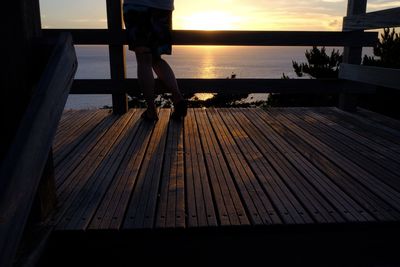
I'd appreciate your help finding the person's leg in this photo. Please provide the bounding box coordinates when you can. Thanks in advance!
[152,57,183,105]
[135,47,158,119]
[152,57,187,119]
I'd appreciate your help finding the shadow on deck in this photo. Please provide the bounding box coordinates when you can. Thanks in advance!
[41,107,400,266]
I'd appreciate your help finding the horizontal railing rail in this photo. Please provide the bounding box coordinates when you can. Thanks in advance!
[343,7,400,31]
[71,78,376,95]
[43,29,378,47]
[339,63,400,90]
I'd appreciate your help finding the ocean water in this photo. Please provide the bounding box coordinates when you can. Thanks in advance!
[66,45,370,109]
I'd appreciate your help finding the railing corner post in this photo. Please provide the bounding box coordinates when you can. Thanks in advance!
[339,0,367,112]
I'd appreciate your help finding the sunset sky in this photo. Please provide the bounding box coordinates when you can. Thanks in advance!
[40,0,399,30]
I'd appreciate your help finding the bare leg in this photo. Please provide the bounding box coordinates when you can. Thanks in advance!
[135,48,157,118]
[152,57,183,104]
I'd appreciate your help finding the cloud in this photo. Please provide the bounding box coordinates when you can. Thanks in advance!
[368,0,400,10]
[329,19,339,27]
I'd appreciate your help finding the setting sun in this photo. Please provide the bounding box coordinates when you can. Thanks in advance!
[177,11,241,30]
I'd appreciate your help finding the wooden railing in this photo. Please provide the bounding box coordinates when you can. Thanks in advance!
[42,0,399,114]
[339,4,400,97]
[0,33,77,267]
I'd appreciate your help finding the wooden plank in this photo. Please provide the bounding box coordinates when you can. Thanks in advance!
[123,109,170,229]
[181,109,217,228]
[54,115,117,188]
[88,109,155,230]
[58,110,142,230]
[343,7,400,31]
[357,108,400,133]
[53,110,109,153]
[58,110,79,128]
[54,110,110,166]
[244,109,362,223]
[262,108,400,213]
[325,107,400,147]
[54,110,104,153]
[0,32,77,267]
[156,119,186,229]
[194,108,249,226]
[54,110,92,143]
[207,109,281,225]
[339,63,400,90]
[282,109,400,194]
[55,110,97,138]
[106,0,128,114]
[221,109,314,224]
[313,108,400,156]
[253,108,400,222]
[70,78,375,95]
[43,29,378,47]
[53,111,136,229]
[302,108,400,169]
[54,113,130,204]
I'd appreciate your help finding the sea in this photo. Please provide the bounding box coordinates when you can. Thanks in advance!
[66,45,372,109]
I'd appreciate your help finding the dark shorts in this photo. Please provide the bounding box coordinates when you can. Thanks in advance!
[123,5,172,56]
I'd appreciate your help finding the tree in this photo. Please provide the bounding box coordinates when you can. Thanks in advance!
[359,28,400,119]
[267,47,342,107]
[363,28,400,68]
[292,46,343,79]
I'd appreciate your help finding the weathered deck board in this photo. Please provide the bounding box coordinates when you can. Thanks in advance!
[54,110,110,166]
[183,109,218,228]
[221,109,313,224]
[208,109,281,225]
[195,109,249,226]
[156,118,186,228]
[55,111,136,229]
[245,109,344,223]
[49,108,400,231]
[288,108,400,189]
[88,109,154,230]
[122,109,170,229]
[266,109,400,210]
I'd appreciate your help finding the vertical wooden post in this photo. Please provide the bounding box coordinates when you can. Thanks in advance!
[339,0,368,112]
[1,0,42,159]
[106,0,128,114]
[1,2,43,266]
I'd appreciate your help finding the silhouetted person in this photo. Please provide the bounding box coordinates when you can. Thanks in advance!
[123,0,187,120]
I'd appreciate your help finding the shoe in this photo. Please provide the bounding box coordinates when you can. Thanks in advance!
[141,109,159,121]
[171,100,187,120]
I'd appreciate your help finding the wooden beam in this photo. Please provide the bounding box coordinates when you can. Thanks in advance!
[343,7,400,31]
[339,63,400,90]
[70,78,375,95]
[43,29,378,47]
[173,30,377,47]
[0,33,77,267]
[106,0,128,114]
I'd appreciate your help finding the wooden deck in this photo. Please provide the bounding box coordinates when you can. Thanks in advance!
[48,107,400,231]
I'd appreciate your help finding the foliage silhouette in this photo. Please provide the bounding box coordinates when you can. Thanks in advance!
[363,28,400,68]
[359,28,400,119]
[267,46,342,107]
